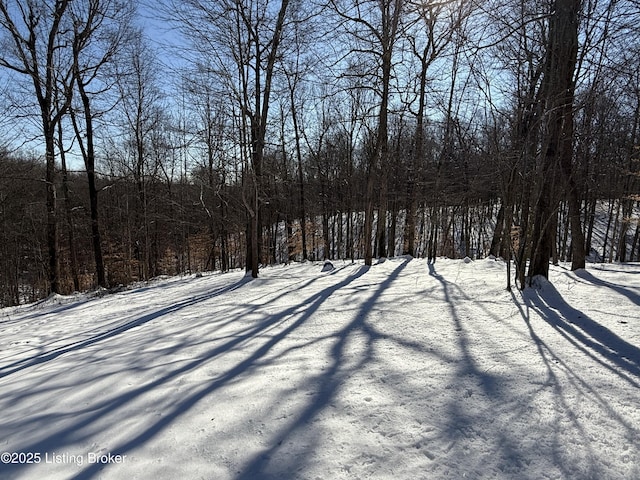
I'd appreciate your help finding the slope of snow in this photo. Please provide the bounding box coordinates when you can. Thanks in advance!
[1,258,639,480]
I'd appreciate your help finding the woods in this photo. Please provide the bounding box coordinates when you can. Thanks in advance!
[1,0,639,306]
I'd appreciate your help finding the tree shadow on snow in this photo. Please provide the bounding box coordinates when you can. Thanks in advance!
[523,278,640,384]
[234,258,413,479]
[426,263,536,476]
[1,263,380,480]
[3,275,200,323]
[573,268,640,307]
[427,263,640,479]
[0,277,252,380]
[427,263,503,396]
[511,283,640,478]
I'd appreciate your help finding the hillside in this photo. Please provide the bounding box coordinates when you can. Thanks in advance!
[1,257,639,479]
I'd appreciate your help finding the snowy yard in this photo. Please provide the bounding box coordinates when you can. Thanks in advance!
[1,257,639,480]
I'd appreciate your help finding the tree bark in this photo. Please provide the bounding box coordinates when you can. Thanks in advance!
[528,0,581,280]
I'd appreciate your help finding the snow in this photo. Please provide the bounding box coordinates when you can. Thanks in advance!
[1,257,639,480]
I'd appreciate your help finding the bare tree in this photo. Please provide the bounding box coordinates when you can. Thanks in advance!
[403,0,464,257]
[282,40,310,262]
[182,66,233,272]
[69,0,135,288]
[0,0,75,293]
[173,0,292,278]
[330,0,405,265]
[111,32,165,280]
[528,0,582,280]
[483,0,547,288]
[0,152,47,305]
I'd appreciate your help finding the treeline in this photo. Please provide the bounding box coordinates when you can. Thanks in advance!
[0,125,497,306]
[1,0,639,306]
[1,102,637,306]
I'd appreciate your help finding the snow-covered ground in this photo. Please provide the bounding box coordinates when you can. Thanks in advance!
[1,257,639,480]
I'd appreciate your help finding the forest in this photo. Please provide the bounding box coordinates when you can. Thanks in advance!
[0,0,639,307]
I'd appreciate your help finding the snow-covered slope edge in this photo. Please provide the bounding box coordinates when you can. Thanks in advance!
[1,258,639,480]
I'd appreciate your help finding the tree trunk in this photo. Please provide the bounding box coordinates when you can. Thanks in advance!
[289,84,308,261]
[59,127,79,292]
[73,72,107,288]
[45,130,60,294]
[528,0,581,280]
[490,202,505,257]
[364,172,375,266]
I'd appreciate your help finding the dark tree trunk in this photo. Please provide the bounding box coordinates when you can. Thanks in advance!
[44,130,59,294]
[490,202,505,257]
[528,0,581,280]
[73,70,107,288]
[59,127,79,293]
